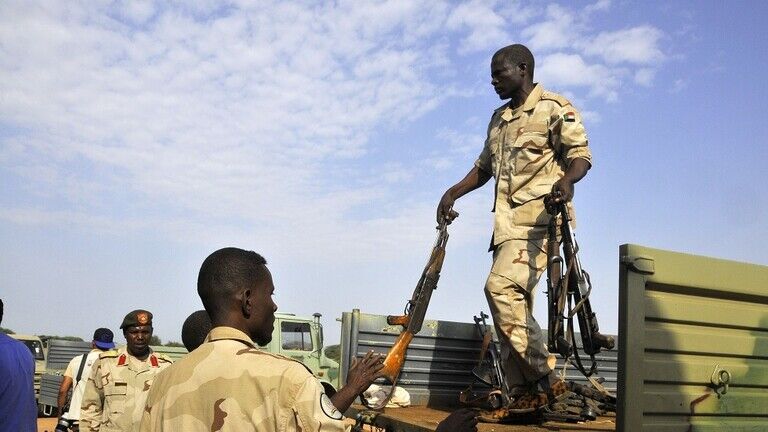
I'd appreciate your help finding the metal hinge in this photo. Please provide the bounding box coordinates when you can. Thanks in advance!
[620,255,655,275]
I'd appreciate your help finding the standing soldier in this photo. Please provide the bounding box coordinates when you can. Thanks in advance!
[437,44,592,412]
[80,310,172,432]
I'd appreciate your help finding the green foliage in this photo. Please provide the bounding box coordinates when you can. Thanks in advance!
[149,335,162,346]
[325,344,341,363]
[164,341,184,347]
[0,327,14,334]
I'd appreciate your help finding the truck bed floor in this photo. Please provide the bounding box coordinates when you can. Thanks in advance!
[347,405,615,432]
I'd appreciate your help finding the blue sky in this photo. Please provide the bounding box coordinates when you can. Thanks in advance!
[1,0,766,345]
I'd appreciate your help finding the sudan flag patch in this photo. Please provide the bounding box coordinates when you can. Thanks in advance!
[563,112,576,122]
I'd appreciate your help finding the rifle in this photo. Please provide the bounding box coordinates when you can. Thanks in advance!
[362,220,449,409]
[458,311,511,409]
[545,193,614,377]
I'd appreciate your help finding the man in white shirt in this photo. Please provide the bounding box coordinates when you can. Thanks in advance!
[56,328,115,430]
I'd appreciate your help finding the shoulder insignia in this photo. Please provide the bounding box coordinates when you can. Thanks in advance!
[150,355,158,367]
[117,353,127,366]
[541,91,571,107]
[153,353,173,364]
[99,350,119,359]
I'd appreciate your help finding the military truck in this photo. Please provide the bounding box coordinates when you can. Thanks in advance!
[339,244,768,431]
[265,312,340,388]
[10,334,47,406]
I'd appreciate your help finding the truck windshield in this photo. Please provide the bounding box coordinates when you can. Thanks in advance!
[281,322,313,351]
[22,340,45,360]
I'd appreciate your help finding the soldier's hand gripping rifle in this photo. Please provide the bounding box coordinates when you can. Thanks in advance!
[362,220,449,410]
[545,193,614,377]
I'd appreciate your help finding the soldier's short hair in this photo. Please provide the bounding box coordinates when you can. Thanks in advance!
[493,44,535,79]
[197,248,268,322]
[181,310,212,351]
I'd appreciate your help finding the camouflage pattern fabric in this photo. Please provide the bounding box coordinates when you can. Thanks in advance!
[485,238,556,388]
[140,326,348,432]
[474,84,591,244]
[80,346,172,432]
[475,85,592,390]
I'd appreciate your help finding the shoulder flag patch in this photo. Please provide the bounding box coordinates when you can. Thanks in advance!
[563,112,576,122]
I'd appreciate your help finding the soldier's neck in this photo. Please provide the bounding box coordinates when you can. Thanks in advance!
[508,82,535,109]
[128,348,150,361]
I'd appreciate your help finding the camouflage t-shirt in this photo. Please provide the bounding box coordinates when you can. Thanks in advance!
[140,326,348,432]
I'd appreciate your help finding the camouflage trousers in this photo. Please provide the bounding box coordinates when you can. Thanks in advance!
[484,237,556,389]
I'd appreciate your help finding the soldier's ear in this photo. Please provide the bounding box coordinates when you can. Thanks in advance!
[241,288,252,318]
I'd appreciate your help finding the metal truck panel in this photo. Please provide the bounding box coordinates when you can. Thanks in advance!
[44,339,91,372]
[618,244,768,431]
[340,309,617,407]
[39,374,64,408]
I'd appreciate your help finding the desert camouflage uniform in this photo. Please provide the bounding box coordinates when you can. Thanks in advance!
[80,346,172,432]
[140,326,348,432]
[475,83,591,388]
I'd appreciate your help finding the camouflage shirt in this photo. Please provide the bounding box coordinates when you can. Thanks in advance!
[475,84,592,244]
[140,326,348,432]
[80,346,172,432]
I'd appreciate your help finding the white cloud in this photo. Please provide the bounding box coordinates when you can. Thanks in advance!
[536,53,620,102]
[446,0,510,54]
[634,68,655,86]
[0,0,669,261]
[582,26,664,65]
[521,4,579,52]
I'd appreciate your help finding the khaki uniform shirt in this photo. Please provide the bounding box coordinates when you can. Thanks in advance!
[140,326,348,432]
[475,84,592,244]
[80,346,172,432]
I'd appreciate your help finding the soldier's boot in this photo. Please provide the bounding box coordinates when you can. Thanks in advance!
[477,377,571,422]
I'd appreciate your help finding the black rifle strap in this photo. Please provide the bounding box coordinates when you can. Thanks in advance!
[75,353,88,384]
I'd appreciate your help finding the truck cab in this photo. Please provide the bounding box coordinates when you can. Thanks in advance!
[260,313,340,388]
[10,334,47,403]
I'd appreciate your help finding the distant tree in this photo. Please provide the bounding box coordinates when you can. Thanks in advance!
[149,335,162,346]
[0,327,14,334]
[325,344,341,363]
[164,341,184,347]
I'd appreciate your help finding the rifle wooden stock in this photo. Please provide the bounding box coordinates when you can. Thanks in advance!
[380,331,414,381]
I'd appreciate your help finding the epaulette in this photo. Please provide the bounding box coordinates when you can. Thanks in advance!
[153,353,173,364]
[99,350,119,359]
[541,91,571,107]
